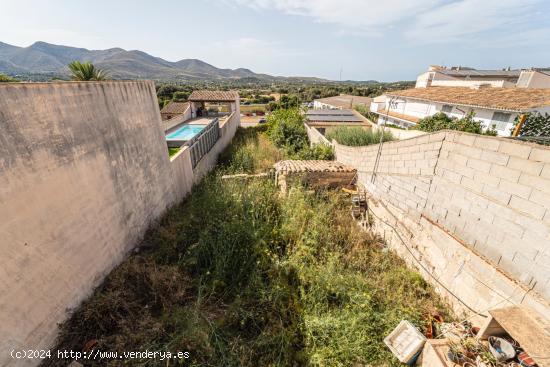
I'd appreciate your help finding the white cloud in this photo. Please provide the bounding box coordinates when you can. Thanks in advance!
[232,0,434,30]
[210,37,301,58]
[230,0,550,44]
[407,0,543,43]
[195,37,303,74]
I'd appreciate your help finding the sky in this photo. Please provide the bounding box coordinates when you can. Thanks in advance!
[1,0,549,81]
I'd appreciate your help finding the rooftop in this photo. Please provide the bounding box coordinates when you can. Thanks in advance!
[386,87,550,112]
[274,160,356,174]
[377,109,420,124]
[314,94,372,109]
[188,90,239,102]
[160,101,189,115]
[306,109,365,124]
[438,69,521,78]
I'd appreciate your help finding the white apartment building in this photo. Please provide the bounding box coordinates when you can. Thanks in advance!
[416,66,550,89]
[370,87,550,136]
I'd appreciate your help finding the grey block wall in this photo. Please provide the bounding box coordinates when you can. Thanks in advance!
[335,131,550,315]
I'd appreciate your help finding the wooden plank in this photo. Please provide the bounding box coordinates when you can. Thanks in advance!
[421,339,455,367]
[486,306,550,367]
[478,316,507,340]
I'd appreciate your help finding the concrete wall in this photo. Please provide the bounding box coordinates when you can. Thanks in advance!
[415,71,516,89]
[335,131,550,321]
[169,146,194,202]
[431,79,513,88]
[192,111,240,183]
[162,104,192,132]
[372,124,428,140]
[304,123,331,146]
[0,81,240,366]
[518,70,550,89]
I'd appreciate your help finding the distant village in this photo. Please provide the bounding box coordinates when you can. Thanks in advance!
[305,66,550,137]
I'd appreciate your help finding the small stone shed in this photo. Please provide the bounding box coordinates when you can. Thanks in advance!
[274,160,356,192]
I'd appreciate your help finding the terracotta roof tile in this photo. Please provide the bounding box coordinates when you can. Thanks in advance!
[378,109,420,123]
[386,87,550,112]
[274,160,356,174]
[188,90,239,102]
[160,102,189,115]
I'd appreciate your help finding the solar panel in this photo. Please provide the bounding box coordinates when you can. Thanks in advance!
[306,109,356,116]
[306,116,363,122]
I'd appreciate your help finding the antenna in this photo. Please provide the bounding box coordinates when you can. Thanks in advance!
[339,66,343,82]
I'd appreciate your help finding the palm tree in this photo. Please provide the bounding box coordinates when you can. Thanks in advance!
[0,73,18,82]
[68,61,109,81]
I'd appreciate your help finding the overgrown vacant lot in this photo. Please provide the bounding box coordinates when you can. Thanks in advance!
[45,127,451,367]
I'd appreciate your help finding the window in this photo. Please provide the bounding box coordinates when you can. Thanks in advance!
[441,104,453,114]
[492,112,511,131]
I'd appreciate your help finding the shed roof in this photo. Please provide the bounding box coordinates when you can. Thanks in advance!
[314,94,372,109]
[377,109,420,124]
[160,101,189,115]
[274,160,356,174]
[188,90,239,102]
[306,109,365,123]
[386,87,550,112]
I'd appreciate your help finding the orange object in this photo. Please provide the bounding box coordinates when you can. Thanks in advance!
[83,339,98,352]
[513,114,527,137]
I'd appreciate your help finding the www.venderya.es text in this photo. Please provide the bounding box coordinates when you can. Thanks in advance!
[10,349,190,361]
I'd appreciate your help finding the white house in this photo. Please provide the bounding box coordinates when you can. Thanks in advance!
[370,86,550,136]
[416,66,550,89]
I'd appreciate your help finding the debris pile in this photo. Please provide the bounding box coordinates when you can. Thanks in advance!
[385,318,541,367]
[440,322,537,367]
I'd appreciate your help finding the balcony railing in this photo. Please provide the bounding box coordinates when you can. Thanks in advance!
[185,118,220,168]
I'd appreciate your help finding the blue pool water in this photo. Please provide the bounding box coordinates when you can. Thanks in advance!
[166,124,206,140]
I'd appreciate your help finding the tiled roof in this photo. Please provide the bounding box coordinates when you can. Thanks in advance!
[160,102,189,115]
[377,109,420,123]
[274,160,356,174]
[188,90,239,102]
[386,87,550,112]
[314,94,372,109]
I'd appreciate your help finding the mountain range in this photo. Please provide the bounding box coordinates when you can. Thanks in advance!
[0,41,310,81]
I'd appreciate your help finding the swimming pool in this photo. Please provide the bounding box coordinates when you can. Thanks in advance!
[166,124,206,141]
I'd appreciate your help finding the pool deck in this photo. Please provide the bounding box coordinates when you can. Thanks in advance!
[165,117,213,136]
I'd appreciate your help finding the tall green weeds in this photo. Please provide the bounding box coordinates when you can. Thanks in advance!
[266,108,334,160]
[326,126,395,147]
[45,127,451,367]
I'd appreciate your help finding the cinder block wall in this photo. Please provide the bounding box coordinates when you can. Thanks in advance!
[335,131,550,317]
[304,123,330,146]
[427,133,550,294]
[0,81,239,366]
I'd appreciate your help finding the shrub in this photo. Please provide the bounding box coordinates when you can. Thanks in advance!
[266,108,309,155]
[296,143,334,160]
[0,73,18,82]
[326,126,394,146]
[354,104,378,122]
[416,112,496,135]
[172,91,189,102]
[518,112,550,137]
[218,126,282,173]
